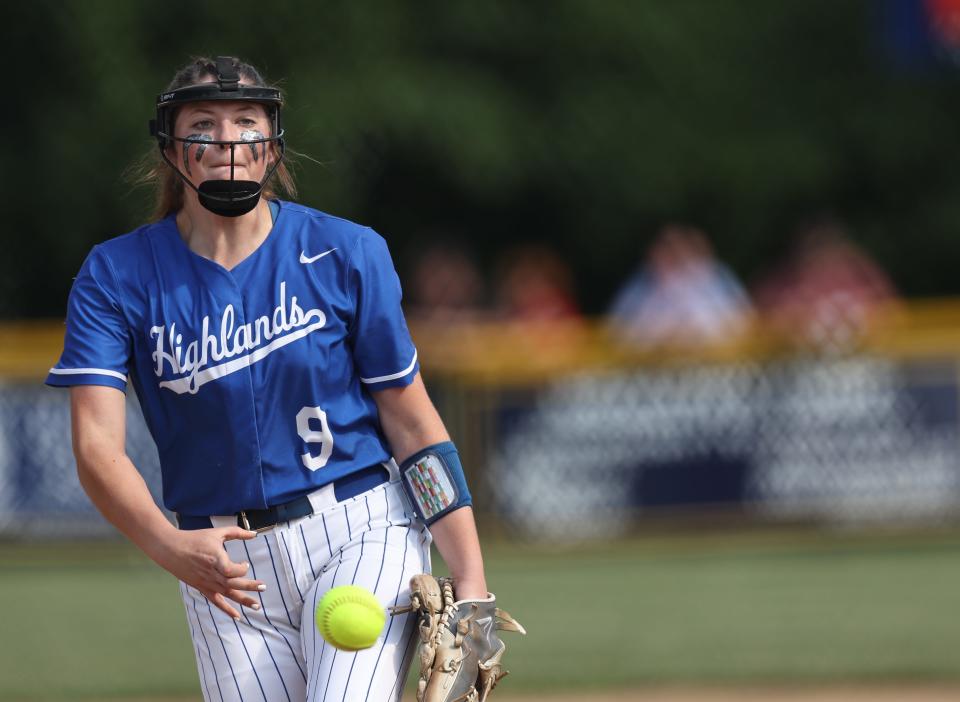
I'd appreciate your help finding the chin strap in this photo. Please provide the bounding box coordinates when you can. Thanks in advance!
[197,179,262,217]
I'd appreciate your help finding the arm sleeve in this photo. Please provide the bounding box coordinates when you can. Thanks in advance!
[347,228,419,391]
[45,246,132,392]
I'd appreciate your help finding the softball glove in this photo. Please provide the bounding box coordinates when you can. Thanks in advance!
[390,574,526,702]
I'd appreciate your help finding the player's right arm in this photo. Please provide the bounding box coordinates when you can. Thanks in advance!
[70,384,264,620]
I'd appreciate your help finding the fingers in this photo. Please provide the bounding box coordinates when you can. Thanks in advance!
[207,591,242,621]
[226,576,267,593]
[199,578,264,621]
[218,557,251,579]
[220,527,258,542]
[203,530,267,587]
[226,588,262,611]
[204,589,263,620]
[213,558,267,597]
[212,548,265,592]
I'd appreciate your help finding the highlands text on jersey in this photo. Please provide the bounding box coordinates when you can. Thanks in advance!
[150,280,325,394]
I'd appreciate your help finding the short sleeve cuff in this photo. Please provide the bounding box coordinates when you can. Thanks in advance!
[358,351,419,391]
[45,367,128,392]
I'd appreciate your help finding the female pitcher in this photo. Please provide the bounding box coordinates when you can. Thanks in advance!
[46,55,487,702]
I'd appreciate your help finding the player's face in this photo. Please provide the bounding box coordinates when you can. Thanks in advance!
[170,100,274,187]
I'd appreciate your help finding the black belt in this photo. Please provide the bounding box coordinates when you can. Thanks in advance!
[177,465,390,531]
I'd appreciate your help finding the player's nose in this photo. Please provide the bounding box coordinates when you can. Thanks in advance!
[214,119,242,147]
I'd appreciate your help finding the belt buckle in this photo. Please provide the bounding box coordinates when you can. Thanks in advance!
[237,510,274,534]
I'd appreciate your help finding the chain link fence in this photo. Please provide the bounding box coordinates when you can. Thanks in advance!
[478,356,960,540]
[0,382,162,536]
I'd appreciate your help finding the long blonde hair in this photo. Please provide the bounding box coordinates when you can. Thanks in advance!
[132,56,297,220]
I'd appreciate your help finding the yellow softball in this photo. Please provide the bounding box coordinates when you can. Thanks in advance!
[315,585,386,651]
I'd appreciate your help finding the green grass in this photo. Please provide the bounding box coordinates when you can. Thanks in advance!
[1,541,197,700]
[3,528,960,700]
[468,528,960,691]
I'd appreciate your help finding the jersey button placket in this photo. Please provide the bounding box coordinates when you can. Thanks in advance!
[229,279,268,511]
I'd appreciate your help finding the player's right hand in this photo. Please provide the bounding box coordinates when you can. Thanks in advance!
[155,526,264,620]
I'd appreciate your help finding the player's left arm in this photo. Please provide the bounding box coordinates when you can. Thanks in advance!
[372,373,488,600]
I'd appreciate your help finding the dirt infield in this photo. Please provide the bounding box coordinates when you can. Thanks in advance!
[100,685,960,702]
[479,686,960,702]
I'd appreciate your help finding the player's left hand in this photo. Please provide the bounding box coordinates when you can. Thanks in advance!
[390,574,526,702]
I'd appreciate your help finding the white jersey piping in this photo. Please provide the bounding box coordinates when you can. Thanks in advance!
[359,350,418,384]
[49,367,128,382]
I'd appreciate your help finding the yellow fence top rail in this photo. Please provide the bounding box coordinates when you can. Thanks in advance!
[5,300,960,384]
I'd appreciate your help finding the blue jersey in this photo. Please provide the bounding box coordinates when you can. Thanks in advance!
[46,200,419,517]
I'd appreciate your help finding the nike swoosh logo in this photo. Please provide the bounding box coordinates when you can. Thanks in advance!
[299,248,337,264]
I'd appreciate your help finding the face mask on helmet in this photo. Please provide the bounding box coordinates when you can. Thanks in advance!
[149,56,286,217]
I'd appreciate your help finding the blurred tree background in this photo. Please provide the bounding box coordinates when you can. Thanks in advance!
[4,0,960,318]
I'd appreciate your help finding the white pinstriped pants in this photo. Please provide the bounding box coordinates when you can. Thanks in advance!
[179,479,431,702]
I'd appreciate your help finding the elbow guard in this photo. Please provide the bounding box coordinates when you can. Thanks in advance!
[399,441,473,526]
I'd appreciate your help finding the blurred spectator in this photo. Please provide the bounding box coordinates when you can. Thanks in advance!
[607,224,753,348]
[404,243,485,324]
[753,218,899,351]
[494,245,582,322]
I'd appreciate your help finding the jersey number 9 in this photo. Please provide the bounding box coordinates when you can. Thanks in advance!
[296,405,333,470]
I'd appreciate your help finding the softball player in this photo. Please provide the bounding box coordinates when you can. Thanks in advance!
[46,56,488,702]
